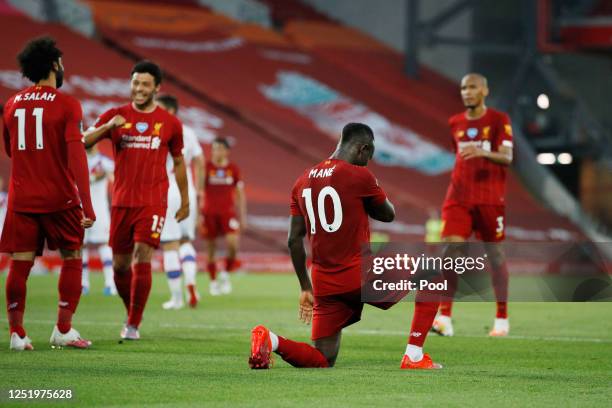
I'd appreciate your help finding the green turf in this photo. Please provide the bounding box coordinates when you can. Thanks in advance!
[0,272,611,407]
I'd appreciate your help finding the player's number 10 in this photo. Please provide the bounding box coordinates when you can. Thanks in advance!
[14,108,44,150]
[302,187,343,234]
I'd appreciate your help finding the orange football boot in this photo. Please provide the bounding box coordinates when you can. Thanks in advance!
[249,325,273,369]
[400,353,442,369]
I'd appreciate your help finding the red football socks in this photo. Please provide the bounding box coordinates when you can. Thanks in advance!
[276,336,329,368]
[225,257,236,273]
[207,261,217,280]
[439,301,453,317]
[114,266,132,312]
[491,262,509,318]
[6,260,33,338]
[127,263,152,328]
[57,258,83,334]
[409,300,439,348]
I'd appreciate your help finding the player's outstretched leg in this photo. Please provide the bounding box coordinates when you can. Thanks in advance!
[99,245,117,296]
[50,256,91,349]
[179,242,199,308]
[249,325,330,369]
[6,259,34,351]
[162,249,184,310]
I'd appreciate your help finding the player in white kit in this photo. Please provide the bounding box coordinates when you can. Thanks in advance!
[157,95,205,309]
[82,145,116,296]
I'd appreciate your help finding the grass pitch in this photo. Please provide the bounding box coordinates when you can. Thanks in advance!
[1,272,611,407]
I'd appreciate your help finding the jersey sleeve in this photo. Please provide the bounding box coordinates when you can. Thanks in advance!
[88,107,117,137]
[232,165,243,188]
[496,113,513,150]
[64,97,84,143]
[356,167,387,206]
[289,179,303,216]
[168,117,184,157]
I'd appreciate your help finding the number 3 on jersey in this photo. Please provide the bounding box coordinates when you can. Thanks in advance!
[14,108,44,150]
[301,187,343,234]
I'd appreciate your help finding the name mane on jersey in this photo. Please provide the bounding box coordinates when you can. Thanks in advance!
[120,134,161,150]
[15,92,56,102]
[309,165,336,179]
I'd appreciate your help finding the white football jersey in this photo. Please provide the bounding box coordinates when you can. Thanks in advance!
[167,124,204,193]
[88,152,114,214]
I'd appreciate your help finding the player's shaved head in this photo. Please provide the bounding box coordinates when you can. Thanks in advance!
[340,123,374,146]
[461,72,489,111]
[462,73,488,88]
[334,123,375,167]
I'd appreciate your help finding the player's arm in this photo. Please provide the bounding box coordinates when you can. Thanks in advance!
[193,153,204,217]
[462,114,514,165]
[460,145,512,165]
[65,100,95,227]
[365,198,395,223]
[173,154,190,222]
[288,215,314,324]
[236,181,247,229]
[83,114,125,148]
[2,123,10,158]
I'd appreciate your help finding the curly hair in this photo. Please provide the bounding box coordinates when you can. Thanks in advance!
[17,36,62,84]
[131,60,163,85]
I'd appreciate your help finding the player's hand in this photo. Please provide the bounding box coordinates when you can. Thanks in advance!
[81,218,95,229]
[460,145,487,160]
[298,290,314,325]
[175,203,190,222]
[109,115,126,129]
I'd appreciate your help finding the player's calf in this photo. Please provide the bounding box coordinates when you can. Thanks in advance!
[249,325,330,369]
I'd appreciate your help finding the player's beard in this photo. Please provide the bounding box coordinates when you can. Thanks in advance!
[134,93,155,110]
[55,67,64,88]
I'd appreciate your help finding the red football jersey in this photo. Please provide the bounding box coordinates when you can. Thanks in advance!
[203,162,242,215]
[93,104,183,207]
[445,108,513,205]
[2,85,83,213]
[290,158,387,296]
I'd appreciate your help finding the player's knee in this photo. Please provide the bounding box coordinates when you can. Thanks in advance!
[113,255,131,273]
[134,243,154,262]
[60,248,81,260]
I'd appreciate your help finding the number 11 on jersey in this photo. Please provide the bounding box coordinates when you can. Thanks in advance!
[14,107,44,150]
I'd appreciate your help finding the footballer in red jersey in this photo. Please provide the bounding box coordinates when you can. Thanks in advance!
[433,73,513,338]
[201,137,246,296]
[1,37,94,350]
[249,123,442,370]
[84,61,189,340]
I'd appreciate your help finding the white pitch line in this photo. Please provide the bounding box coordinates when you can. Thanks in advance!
[24,319,612,344]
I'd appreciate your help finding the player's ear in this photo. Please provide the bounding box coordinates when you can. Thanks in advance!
[483,86,489,97]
